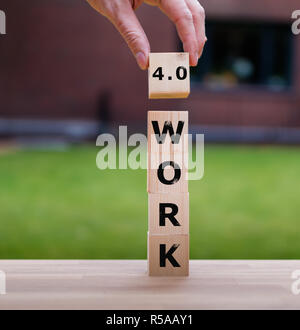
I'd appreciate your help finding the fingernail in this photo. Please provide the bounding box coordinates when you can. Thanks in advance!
[136,52,147,70]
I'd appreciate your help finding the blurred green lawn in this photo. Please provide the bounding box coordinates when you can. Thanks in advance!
[0,145,299,259]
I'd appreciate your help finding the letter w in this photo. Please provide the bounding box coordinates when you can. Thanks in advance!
[151,121,184,144]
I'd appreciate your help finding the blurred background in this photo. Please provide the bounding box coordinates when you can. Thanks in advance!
[0,0,300,259]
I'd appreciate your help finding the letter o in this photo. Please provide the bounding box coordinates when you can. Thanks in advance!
[157,161,181,185]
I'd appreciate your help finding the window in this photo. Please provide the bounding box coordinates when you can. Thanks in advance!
[190,21,293,91]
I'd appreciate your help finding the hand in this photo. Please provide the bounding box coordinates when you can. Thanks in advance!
[86,0,206,70]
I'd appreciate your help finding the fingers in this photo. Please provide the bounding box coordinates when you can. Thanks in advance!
[158,0,199,66]
[131,0,144,10]
[112,4,150,69]
[87,0,150,70]
[86,0,206,69]
[185,0,207,58]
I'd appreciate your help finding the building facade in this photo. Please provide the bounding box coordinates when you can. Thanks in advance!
[0,0,300,140]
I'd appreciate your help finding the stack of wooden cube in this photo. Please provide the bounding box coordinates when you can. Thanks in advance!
[147,53,190,276]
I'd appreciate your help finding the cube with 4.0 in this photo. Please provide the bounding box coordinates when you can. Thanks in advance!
[148,53,190,99]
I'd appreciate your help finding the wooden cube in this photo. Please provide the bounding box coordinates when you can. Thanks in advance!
[147,160,188,193]
[148,53,190,99]
[148,193,189,235]
[148,111,188,156]
[147,111,189,193]
[148,233,189,276]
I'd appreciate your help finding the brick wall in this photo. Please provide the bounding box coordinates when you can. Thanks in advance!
[0,0,299,128]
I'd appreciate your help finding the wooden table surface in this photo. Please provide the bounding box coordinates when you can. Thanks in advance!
[0,260,300,310]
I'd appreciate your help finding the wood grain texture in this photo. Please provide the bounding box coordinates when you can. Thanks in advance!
[147,111,189,193]
[147,110,190,277]
[147,111,188,157]
[148,234,189,276]
[148,193,189,235]
[148,53,190,99]
[0,260,300,309]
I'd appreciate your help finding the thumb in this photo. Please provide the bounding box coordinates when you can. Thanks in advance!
[109,2,150,70]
